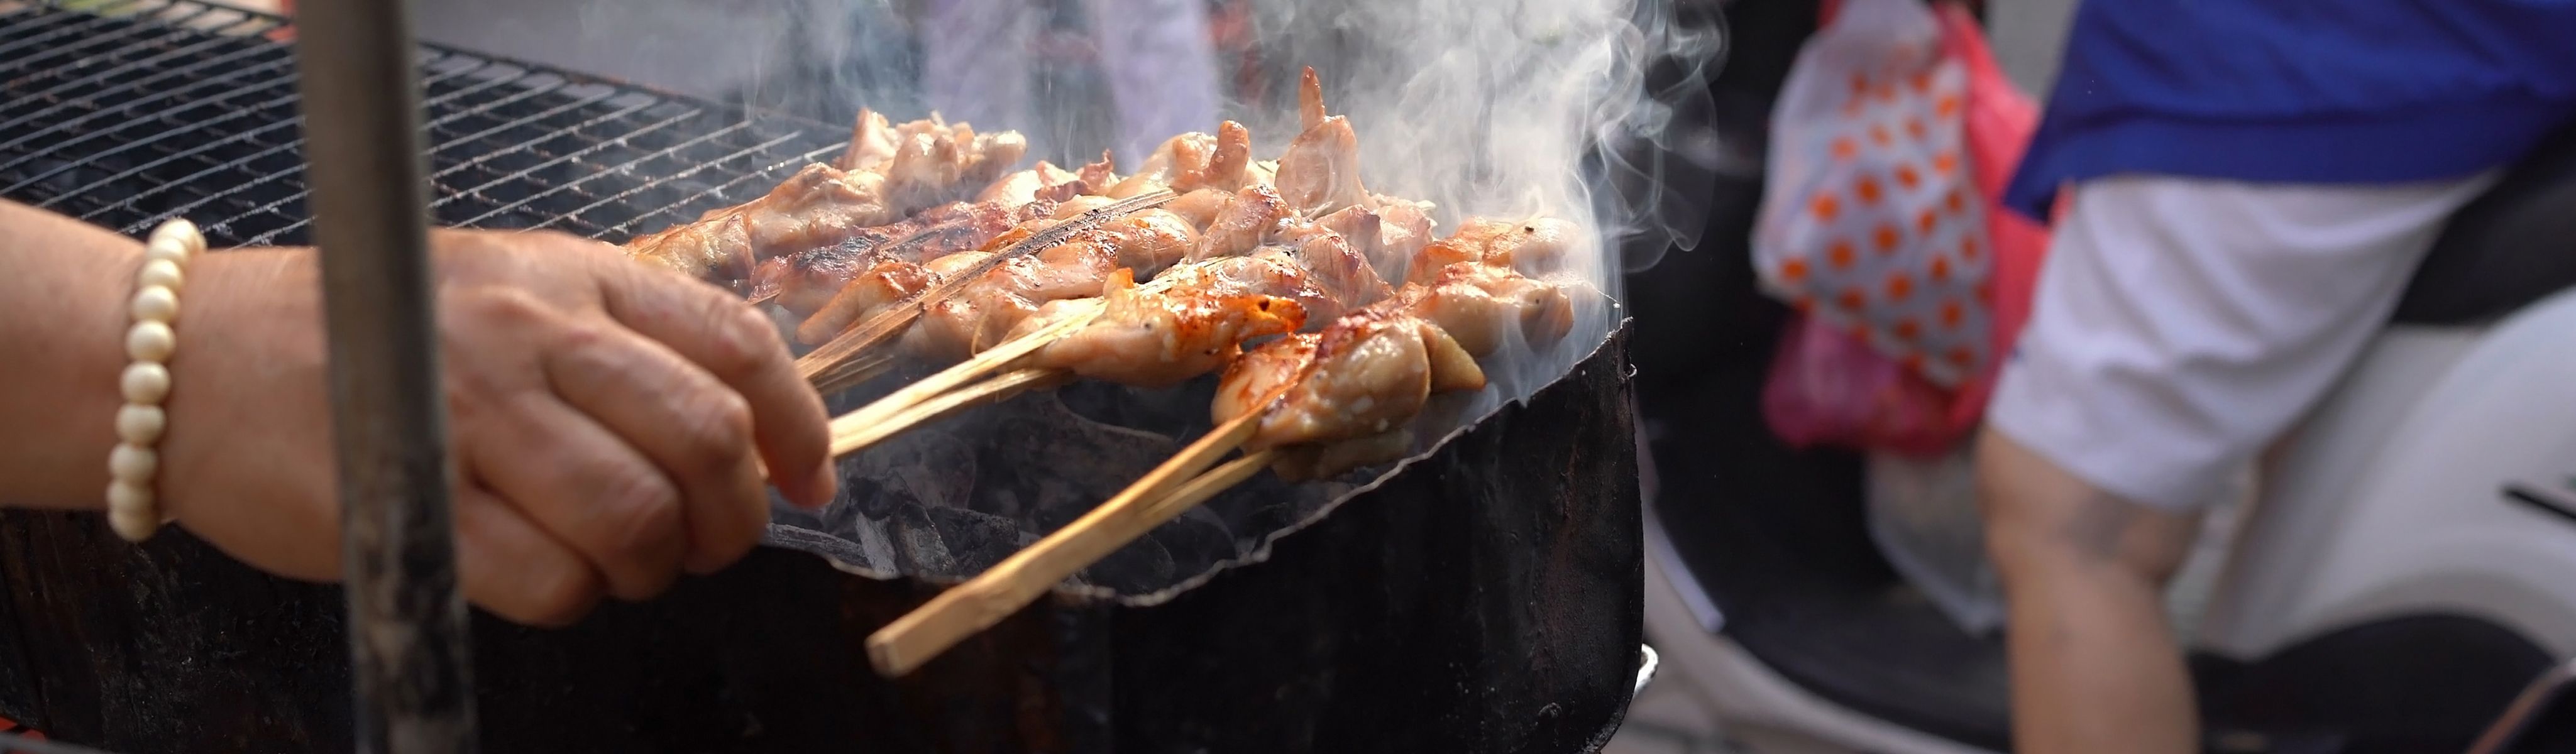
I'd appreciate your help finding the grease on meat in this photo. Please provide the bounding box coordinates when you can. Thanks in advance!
[1012,268,1307,388]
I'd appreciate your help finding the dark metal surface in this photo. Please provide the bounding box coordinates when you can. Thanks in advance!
[0,0,846,247]
[287,0,476,751]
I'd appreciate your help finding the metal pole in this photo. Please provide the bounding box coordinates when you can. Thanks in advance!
[288,0,477,751]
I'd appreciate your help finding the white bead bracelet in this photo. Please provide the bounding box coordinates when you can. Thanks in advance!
[107,219,204,542]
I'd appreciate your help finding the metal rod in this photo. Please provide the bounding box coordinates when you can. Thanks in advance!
[289,0,478,751]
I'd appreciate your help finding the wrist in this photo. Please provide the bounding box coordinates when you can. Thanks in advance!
[156,246,324,525]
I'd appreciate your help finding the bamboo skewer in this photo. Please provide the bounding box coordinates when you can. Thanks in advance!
[864,397,1277,677]
[795,190,1176,395]
[834,300,1102,429]
[820,249,1258,458]
[828,367,1069,456]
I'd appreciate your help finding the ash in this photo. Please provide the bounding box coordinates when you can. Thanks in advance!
[767,370,1359,598]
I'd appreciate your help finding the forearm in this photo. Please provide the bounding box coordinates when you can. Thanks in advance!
[0,200,145,509]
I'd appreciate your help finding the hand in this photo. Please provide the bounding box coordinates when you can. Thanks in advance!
[160,229,836,626]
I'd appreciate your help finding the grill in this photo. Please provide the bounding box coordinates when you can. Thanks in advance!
[0,2,1648,752]
[0,0,843,248]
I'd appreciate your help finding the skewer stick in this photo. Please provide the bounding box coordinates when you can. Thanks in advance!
[1140,449,1279,521]
[829,367,1069,456]
[866,401,1274,677]
[823,253,1252,456]
[796,190,1175,395]
[830,300,1103,437]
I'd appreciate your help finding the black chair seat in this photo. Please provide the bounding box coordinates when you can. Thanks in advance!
[2397,122,2576,325]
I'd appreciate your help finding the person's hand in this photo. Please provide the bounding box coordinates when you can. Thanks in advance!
[159,229,836,625]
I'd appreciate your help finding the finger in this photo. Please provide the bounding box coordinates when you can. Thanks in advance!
[454,483,605,626]
[464,389,688,601]
[582,244,837,510]
[543,321,771,574]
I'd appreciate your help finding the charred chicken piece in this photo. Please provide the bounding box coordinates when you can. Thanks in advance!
[894,224,1131,362]
[624,162,891,280]
[1404,260,1575,358]
[1010,267,1308,388]
[750,199,1044,314]
[978,152,1116,210]
[793,205,1199,348]
[839,108,1029,192]
[1165,187,1236,230]
[627,112,1027,281]
[1209,252,1582,481]
[1275,68,1370,217]
[793,251,989,347]
[1191,183,1294,261]
[1211,300,1487,455]
[1265,222,1393,310]
[1407,217,1580,285]
[1106,120,1259,198]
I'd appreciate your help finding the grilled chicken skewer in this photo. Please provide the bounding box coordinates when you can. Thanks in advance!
[792,190,1183,393]
[862,221,1583,677]
[822,238,1375,457]
[624,111,1029,281]
[821,71,1455,453]
[787,116,1275,351]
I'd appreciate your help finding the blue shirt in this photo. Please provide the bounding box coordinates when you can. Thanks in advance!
[2003,0,2576,221]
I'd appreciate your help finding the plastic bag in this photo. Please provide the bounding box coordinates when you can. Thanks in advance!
[1864,3,2056,637]
[1761,315,1964,457]
[1866,449,2001,635]
[1756,0,2049,456]
[1754,0,1994,390]
[1938,0,2050,432]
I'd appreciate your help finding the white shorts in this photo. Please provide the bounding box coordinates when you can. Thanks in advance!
[1986,173,2499,511]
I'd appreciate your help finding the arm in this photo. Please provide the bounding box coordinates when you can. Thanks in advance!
[0,200,838,625]
[0,200,144,509]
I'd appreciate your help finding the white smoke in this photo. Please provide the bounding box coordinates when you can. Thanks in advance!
[1225,0,1725,392]
[761,0,1726,391]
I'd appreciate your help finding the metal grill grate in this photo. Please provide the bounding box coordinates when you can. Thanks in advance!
[0,0,847,247]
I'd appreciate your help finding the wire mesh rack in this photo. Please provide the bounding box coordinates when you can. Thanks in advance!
[0,0,848,247]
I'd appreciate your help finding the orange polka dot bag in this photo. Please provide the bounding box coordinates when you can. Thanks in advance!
[1756,0,1990,386]
[1753,0,2049,455]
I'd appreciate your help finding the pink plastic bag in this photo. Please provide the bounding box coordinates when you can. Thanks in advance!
[1762,315,1964,457]
[1759,0,2050,455]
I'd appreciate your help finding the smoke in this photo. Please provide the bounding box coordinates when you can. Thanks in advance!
[1225,0,1726,394]
[757,0,1726,393]
[1238,0,1724,268]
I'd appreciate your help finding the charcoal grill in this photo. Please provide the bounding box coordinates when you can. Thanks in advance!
[0,2,1647,751]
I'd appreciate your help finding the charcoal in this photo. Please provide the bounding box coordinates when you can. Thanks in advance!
[1054,376,1220,437]
[1144,512,1236,578]
[921,506,1021,574]
[884,504,952,575]
[1075,533,1175,591]
[844,430,979,518]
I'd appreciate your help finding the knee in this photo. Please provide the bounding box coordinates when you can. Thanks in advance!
[1974,428,2198,586]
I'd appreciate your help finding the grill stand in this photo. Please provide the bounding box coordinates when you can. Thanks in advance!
[290,1,478,752]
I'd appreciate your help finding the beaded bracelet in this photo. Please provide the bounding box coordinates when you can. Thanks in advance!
[106,219,204,542]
